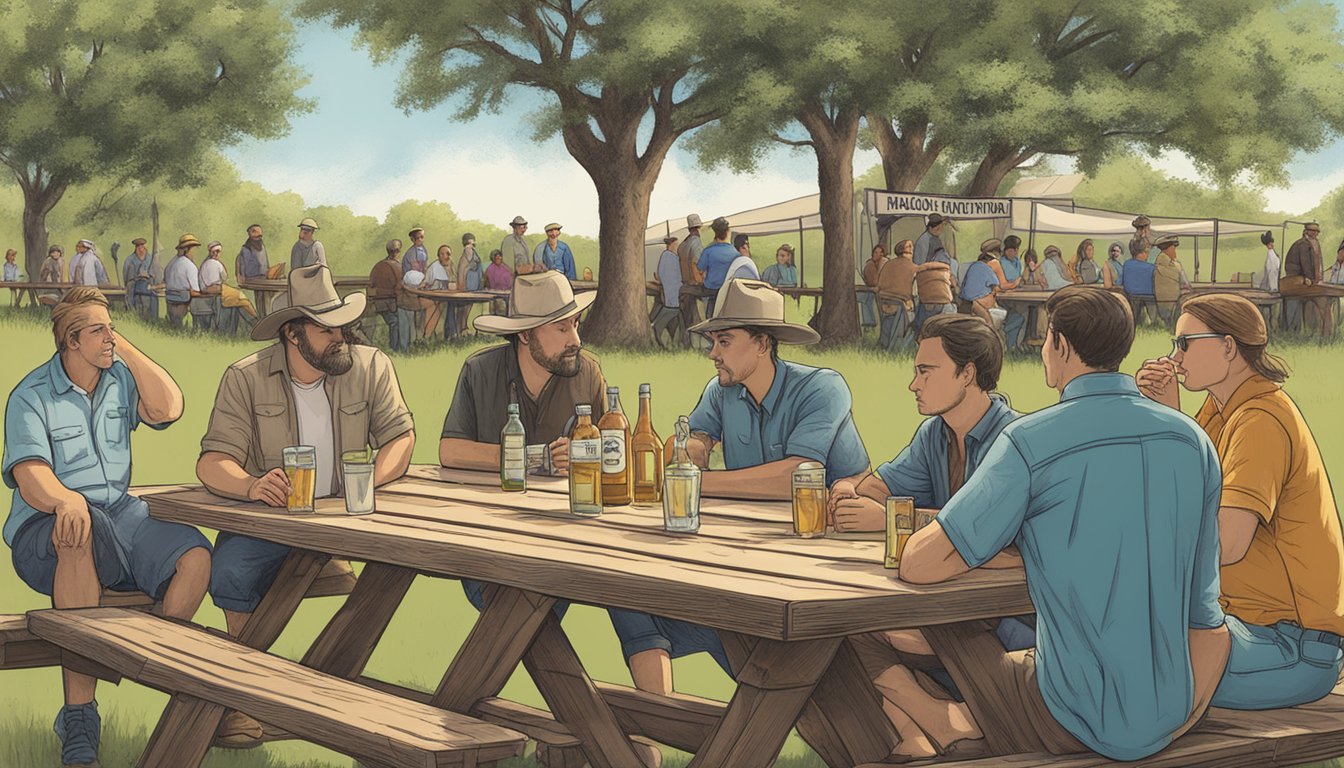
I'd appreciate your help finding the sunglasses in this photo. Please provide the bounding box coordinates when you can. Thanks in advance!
[1170,333,1224,353]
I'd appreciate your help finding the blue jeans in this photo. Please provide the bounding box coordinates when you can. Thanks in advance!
[607,609,733,675]
[210,532,323,613]
[1212,616,1343,710]
[380,310,401,350]
[396,308,417,350]
[462,579,568,618]
[1003,307,1027,350]
[878,307,912,352]
[858,292,878,328]
[913,302,956,334]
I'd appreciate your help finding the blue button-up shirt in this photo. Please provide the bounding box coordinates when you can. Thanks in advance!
[537,240,577,280]
[961,260,999,301]
[689,360,869,486]
[1001,254,1022,283]
[876,395,1018,508]
[3,262,18,281]
[2,355,169,545]
[697,242,740,290]
[937,373,1223,761]
[913,230,942,265]
[403,244,429,275]
[1122,257,1156,297]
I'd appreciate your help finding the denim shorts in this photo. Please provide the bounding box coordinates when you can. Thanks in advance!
[607,609,732,675]
[11,496,210,600]
[1212,615,1344,710]
[210,532,319,613]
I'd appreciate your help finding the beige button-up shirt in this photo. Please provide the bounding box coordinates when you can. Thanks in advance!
[200,343,413,491]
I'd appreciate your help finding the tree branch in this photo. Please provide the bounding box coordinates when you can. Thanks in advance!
[771,134,815,148]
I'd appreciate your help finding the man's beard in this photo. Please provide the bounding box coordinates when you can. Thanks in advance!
[248,237,264,248]
[296,327,355,375]
[530,340,581,377]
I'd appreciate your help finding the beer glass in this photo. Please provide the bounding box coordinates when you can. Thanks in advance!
[662,464,701,532]
[282,445,316,514]
[885,496,915,569]
[791,462,827,538]
[341,450,375,515]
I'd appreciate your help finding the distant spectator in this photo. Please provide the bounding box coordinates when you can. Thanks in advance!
[863,243,889,289]
[536,222,576,281]
[424,244,454,339]
[37,245,65,306]
[485,248,513,290]
[720,233,761,305]
[236,224,269,280]
[194,240,228,332]
[403,227,429,275]
[370,239,406,351]
[878,238,945,350]
[679,214,706,286]
[963,239,1024,345]
[1259,231,1280,293]
[1121,244,1159,325]
[3,248,17,283]
[762,243,798,288]
[123,238,159,320]
[456,233,483,336]
[697,217,738,292]
[1329,240,1344,285]
[913,213,948,266]
[1103,241,1126,290]
[913,245,956,333]
[1000,235,1024,284]
[1153,234,1191,326]
[1039,245,1075,290]
[1282,222,1323,333]
[1129,214,1153,261]
[69,239,109,286]
[502,216,536,275]
[651,234,683,347]
[1072,240,1101,284]
[291,217,326,269]
[399,265,426,348]
[583,266,593,281]
[1022,249,1042,289]
[163,234,204,328]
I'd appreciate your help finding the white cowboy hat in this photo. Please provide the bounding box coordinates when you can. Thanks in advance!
[474,271,596,335]
[690,279,819,344]
[251,264,367,340]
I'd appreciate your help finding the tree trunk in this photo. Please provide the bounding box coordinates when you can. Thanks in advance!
[868,116,943,192]
[800,106,862,346]
[21,181,64,281]
[961,143,1029,198]
[579,159,658,347]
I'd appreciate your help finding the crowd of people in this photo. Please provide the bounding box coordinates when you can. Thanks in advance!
[6,261,1341,766]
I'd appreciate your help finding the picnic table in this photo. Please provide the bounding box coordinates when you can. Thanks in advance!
[240,276,370,316]
[138,465,1042,767]
[0,280,131,307]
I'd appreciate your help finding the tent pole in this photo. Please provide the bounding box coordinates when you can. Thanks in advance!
[1028,201,1037,253]
[799,216,805,288]
[1194,236,1200,283]
[1211,220,1219,283]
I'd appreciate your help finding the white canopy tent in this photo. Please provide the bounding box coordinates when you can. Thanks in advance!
[644,193,823,282]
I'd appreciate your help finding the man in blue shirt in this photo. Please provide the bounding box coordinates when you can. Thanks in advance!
[534,222,577,280]
[610,279,869,700]
[913,213,948,266]
[1122,245,1159,325]
[403,227,429,274]
[122,238,160,321]
[902,286,1230,762]
[3,288,211,768]
[696,216,739,296]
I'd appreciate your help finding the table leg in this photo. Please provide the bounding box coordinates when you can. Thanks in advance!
[431,583,558,712]
[300,562,416,678]
[137,550,326,768]
[798,638,899,767]
[686,634,842,768]
[922,620,1040,756]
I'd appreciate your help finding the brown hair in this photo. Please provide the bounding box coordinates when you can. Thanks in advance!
[894,238,913,256]
[52,287,110,351]
[742,325,781,362]
[1045,286,1133,371]
[1180,294,1290,382]
[918,314,1003,391]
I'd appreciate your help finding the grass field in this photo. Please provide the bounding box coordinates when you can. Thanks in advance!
[0,302,1342,767]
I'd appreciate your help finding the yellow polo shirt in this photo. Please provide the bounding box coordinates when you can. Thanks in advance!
[1195,376,1344,636]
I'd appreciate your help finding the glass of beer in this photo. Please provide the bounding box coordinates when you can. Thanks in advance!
[282,445,316,514]
[885,496,915,569]
[341,450,375,515]
[791,462,827,538]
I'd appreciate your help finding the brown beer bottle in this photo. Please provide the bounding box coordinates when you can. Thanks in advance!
[598,386,632,505]
[568,405,603,516]
[630,384,662,507]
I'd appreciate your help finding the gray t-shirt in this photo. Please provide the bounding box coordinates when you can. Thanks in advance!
[163,255,201,303]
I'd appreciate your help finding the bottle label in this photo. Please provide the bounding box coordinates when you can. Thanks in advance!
[601,430,627,473]
[502,435,525,476]
[571,438,601,463]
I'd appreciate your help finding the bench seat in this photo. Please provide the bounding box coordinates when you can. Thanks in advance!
[27,607,526,768]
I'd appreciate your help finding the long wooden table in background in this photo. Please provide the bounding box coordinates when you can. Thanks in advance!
[240,276,370,316]
[0,280,132,307]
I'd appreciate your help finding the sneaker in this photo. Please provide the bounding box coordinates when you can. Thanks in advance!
[53,700,101,767]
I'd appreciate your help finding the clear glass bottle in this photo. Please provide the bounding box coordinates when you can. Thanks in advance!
[630,384,662,507]
[568,404,603,516]
[500,403,526,492]
[598,386,632,506]
[662,416,701,532]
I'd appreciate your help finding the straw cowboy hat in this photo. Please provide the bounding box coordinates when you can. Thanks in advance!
[251,264,367,340]
[474,270,596,335]
[297,217,319,231]
[690,279,820,345]
[176,234,201,250]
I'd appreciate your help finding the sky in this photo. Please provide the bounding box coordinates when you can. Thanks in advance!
[223,20,1344,238]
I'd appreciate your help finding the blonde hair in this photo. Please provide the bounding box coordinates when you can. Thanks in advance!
[52,287,110,351]
[1181,294,1290,382]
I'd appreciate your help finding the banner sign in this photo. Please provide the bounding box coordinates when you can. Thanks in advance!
[865,189,1012,220]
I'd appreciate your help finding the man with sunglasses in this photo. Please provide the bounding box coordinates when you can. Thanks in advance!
[3,288,211,768]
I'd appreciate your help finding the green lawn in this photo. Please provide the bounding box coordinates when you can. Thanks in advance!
[0,304,1342,767]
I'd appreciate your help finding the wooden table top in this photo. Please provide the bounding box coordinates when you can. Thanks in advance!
[240,277,370,291]
[404,286,509,302]
[143,465,1031,642]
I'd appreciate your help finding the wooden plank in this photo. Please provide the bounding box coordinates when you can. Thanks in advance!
[795,638,898,767]
[29,608,527,765]
[301,562,416,679]
[139,693,224,768]
[687,635,842,768]
[597,682,724,754]
[432,584,557,713]
[0,614,61,669]
[403,465,797,505]
[236,549,326,651]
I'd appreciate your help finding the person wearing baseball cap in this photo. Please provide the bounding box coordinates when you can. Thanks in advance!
[914,213,951,266]
[534,222,576,280]
[291,217,327,270]
[502,215,536,275]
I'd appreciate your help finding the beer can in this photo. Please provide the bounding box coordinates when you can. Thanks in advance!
[885,496,915,570]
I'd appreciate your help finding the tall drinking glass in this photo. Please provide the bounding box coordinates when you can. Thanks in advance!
[282,445,316,514]
[341,451,375,515]
[791,461,827,538]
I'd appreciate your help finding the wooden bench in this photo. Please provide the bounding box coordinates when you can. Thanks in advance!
[27,607,527,768]
[854,693,1344,767]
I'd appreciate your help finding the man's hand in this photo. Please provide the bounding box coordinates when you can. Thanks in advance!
[686,432,712,468]
[832,496,885,533]
[1135,357,1180,410]
[52,496,91,548]
[247,468,290,507]
[827,479,858,522]
[549,437,570,476]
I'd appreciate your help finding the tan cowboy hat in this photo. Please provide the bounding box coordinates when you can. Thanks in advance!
[251,264,368,340]
[177,233,201,250]
[686,213,703,228]
[297,217,319,230]
[690,279,820,345]
[474,271,595,335]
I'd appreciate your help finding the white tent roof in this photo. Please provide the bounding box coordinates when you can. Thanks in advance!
[1011,201,1275,238]
[645,193,821,246]
[1007,174,1085,200]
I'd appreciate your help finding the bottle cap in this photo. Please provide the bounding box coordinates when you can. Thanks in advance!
[607,386,619,394]
[508,403,519,414]
[639,383,651,395]
[575,404,592,416]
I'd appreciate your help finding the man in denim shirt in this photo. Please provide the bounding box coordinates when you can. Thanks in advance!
[3,288,211,768]
[901,287,1230,762]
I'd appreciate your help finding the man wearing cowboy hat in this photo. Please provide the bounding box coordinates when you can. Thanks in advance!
[1130,214,1153,260]
[609,280,870,699]
[1283,222,1327,335]
[198,264,415,744]
[69,239,109,287]
[650,234,683,347]
[403,226,429,275]
[502,215,536,275]
[123,238,159,321]
[534,222,576,281]
[914,213,950,266]
[677,213,709,346]
[1152,234,1190,327]
[290,217,327,270]
[163,234,206,328]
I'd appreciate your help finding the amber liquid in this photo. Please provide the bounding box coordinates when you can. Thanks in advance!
[285,466,316,513]
[630,392,662,507]
[888,531,913,569]
[569,415,603,516]
[598,396,631,506]
[792,487,827,538]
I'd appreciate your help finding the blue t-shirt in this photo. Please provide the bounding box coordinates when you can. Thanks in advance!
[2,355,170,545]
[937,373,1223,761]
[1122,258,1156,297]
[761,263,798,287]
[876,395,1018,508]
[537,241,577,280]
[697,242,740,290]
[689,360,869,486]
[1000,255,1022,283]
[961,260,999,301]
